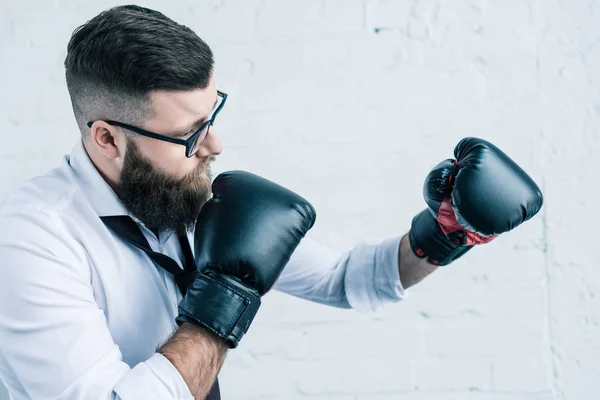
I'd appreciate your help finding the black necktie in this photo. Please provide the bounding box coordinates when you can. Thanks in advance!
[100,215,221,400]
[100,216,197,295]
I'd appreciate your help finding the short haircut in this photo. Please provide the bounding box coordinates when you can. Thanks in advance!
[64,5,214,137]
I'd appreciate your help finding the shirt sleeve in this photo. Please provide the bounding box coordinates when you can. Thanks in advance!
[0,207,193,400]
[273,235,406,313]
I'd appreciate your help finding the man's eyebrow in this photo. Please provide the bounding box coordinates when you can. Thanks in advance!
[170,96,220,137]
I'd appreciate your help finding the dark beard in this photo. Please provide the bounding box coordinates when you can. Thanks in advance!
[116,139,213,235]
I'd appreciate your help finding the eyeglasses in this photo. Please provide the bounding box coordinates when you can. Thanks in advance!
[87,90,228,158]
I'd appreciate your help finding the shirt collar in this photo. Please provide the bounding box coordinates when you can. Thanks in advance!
[67,138,131,219]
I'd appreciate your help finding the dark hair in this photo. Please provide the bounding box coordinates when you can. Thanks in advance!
[64,5,214,137]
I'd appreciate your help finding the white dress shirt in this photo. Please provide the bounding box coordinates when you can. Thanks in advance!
[0,139,405,400]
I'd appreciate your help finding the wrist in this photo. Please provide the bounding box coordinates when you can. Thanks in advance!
[398,234,439,289]
[158,322,228,398]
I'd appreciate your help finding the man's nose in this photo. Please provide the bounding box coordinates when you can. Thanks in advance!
[195,126,222,158]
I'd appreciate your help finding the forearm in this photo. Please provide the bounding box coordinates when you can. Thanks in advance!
[158,323,228,399]
[398,233,438,289]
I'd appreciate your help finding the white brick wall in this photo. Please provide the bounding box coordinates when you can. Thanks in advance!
[0,0,598,399]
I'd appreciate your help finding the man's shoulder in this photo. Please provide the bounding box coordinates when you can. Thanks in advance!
[0,157,81,226]
[0,158,95,303]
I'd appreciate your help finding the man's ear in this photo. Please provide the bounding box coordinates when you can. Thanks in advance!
[89,121,125,160]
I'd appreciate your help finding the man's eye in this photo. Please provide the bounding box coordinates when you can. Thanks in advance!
[177,130,193,139]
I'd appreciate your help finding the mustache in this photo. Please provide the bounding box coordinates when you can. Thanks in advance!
[179,156,216,186]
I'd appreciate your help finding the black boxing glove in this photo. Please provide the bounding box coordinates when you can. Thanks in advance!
[175,170,316,348]
[409,137,544,266]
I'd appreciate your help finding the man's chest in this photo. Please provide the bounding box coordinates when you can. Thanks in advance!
[86,235,183,367]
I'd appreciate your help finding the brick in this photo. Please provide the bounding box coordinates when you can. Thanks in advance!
[367,0,413,31]
[301,321,418,360]
[235,325,310,360]
[297,359,411,394]
[493,358,550,392]
[218,357,300,398]
[422,319,546,358]
[256,0,364,37]
[406,279,546,320]
[356,393,553,400]
[413,356,492,391]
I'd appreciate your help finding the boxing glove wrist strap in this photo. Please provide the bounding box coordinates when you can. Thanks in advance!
[409,208,473,266]
[176,269,261,349]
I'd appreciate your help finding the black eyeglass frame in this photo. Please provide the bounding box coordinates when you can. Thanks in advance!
[87,90,228,157]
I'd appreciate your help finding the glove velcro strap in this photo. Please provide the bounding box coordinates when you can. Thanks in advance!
[409,208,473,266]
[175,269,261,349]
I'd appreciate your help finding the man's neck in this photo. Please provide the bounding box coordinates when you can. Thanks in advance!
[82,138,121,192]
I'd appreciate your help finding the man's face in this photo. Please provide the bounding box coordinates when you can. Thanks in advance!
[116,78,223,234]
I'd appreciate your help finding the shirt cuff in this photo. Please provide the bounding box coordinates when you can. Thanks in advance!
[113,353,193,400]
[344,236,406,313]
